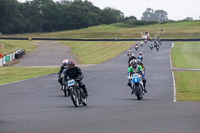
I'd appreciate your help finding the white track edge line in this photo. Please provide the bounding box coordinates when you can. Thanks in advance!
[170,43,176,102]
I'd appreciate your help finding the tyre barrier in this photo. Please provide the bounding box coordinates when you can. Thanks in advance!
[0,49,25,66]
[15,49,25,59]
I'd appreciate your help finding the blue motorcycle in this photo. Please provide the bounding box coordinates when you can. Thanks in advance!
[131,74,144,100]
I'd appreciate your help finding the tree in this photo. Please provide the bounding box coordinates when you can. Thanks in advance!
[101,7,124,24]
[153,10,168,22]
[141,8,154,21]
[0,0,26,34]
[141,8,168,22]
[183,17,193,21]
[125,16,137,21]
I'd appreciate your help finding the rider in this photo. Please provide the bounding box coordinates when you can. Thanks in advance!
[128,54,136,67]
[150,41,153,48]
[140,40,144,45]
[137,59,145,72]
[127,50,132,58]
[63,59,88,97]
[127,59,147,94]
[58,59,69,90]
[138,52,143,62]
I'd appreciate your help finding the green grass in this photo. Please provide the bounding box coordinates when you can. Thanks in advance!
[0,40,36,55]
[171,41,200,69]
[0,40,133,85]
[174,71,200,101]
[0,67,59,85]
[60,41,133,64]
[2,21,200,39]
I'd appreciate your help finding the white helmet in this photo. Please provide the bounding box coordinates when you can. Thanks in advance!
[139,52,142,55]
[62,59,69,68]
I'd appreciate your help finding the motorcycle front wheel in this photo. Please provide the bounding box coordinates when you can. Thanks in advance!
[135,85,143,100]
[70,89,79,107]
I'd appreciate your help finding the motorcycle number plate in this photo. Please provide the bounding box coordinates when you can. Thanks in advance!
[68,80,75,86]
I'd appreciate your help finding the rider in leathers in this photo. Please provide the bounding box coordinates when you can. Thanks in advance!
[127,59,147,94]
[58,59,69,89]
[128,54,137,67]
[63,59,88,97]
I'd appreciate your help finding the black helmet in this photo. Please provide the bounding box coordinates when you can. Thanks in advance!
[130,59,137,68]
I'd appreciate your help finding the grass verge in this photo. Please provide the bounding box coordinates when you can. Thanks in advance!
[3,21,200,39]
[0,67,59,85]
[172,41,200,69]
[0,40,36,55]
[60,41,133,64]
[0,41,132,85]
[174,71,200,101]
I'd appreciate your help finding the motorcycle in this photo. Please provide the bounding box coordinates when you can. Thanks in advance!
[138,55,143,62]
[144,39,147,44]
[156,45,159,51]
[140,41,144,47]
[130,74,144,100]
[150,44,153,50]
[127,52,132,59]
[66,79,87,107]
[135,45,138,51]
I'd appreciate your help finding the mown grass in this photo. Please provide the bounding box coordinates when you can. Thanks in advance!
[0,67,59,85]
[172,41,200,101]
[0,40,133,84]
[171,41,200,69]
[2,21,200,39]
[174,71,200,101]
[0,40,36,55]
[60,41,133,64]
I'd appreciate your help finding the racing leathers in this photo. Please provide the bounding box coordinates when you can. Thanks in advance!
[127,65,147,93]
[63,66,88,97]
[58,65,67,86]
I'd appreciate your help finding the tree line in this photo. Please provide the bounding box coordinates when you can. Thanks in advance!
[0,0,125,34]
[0,0,174,34]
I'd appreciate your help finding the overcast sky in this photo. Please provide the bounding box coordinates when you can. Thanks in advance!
[18,0,200,20]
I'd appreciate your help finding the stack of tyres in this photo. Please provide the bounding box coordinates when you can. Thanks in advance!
[15,49,25,59]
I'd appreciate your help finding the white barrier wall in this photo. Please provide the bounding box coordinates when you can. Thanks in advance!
[0,49,25,67]
[0,52,16,66]
[0,58,2,66]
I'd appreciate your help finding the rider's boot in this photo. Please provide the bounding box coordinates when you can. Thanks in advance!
[143,78,147,93]
[82,86,89,97]
[127,82,134,94]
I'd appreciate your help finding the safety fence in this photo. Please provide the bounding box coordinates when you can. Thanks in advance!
[0,49,25,66]
[0,37,200,41]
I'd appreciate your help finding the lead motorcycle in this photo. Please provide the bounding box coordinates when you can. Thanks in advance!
[66,79,87,107]
[130,74,144,100]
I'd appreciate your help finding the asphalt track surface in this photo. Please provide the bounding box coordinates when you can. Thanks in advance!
[1,42,200,133]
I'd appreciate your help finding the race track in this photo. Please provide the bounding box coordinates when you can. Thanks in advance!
[1,41,200,133]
